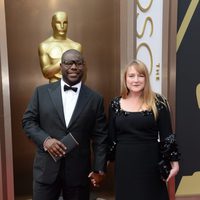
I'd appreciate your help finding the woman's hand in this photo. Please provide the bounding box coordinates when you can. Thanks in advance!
[166,161,179,182]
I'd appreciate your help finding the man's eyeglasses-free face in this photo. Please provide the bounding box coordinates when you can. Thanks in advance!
[62,60,84,69]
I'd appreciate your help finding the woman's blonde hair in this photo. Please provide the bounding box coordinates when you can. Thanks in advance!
[121,59,159,119]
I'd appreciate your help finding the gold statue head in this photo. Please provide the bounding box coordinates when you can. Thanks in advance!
[51,11,68,38]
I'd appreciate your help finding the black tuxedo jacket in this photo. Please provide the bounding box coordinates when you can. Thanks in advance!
[22,81,108,186]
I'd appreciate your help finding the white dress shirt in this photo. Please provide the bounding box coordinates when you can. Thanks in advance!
[61,79,81,127]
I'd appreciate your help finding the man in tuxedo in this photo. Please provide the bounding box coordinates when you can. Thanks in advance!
[22,49,107,200]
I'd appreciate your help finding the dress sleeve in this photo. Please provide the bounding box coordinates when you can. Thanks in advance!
[107,97,119,161]
[108,103,117,142]
[157,95,180,161]
[157,96,173,141]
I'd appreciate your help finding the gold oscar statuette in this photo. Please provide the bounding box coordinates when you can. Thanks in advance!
[38,11,82,83]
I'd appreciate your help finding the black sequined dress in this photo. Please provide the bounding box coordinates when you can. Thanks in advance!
[108,95,180,200]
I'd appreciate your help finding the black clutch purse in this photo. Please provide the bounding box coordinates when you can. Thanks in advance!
[49,133,79,162]
[158,159,171,180]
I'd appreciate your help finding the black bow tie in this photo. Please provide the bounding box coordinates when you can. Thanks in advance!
[64,85,78,92]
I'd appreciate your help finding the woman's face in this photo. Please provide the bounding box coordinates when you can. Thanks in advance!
[126,65,145,94]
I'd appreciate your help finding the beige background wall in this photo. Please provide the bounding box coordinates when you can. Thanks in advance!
[4,0,120,197]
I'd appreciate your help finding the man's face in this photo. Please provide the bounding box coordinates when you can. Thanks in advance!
[52,13,68,36]
[60,51,84,86]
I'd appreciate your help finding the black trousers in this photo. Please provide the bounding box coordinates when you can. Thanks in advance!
[33,160,90,200]
[33,181,90,200]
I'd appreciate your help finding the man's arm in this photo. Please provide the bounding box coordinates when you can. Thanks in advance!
[22,88,50,148]
[89,96,108,186]
[22,87,68,159]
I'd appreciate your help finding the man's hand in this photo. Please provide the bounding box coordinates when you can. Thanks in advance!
[44,138,67,158]
[88,171,105,187]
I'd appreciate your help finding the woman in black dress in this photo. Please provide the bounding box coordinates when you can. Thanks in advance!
[108,60,180,200]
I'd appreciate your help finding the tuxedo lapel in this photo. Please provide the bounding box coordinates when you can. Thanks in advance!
[48,81,66,127]
[68,84,90,128]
